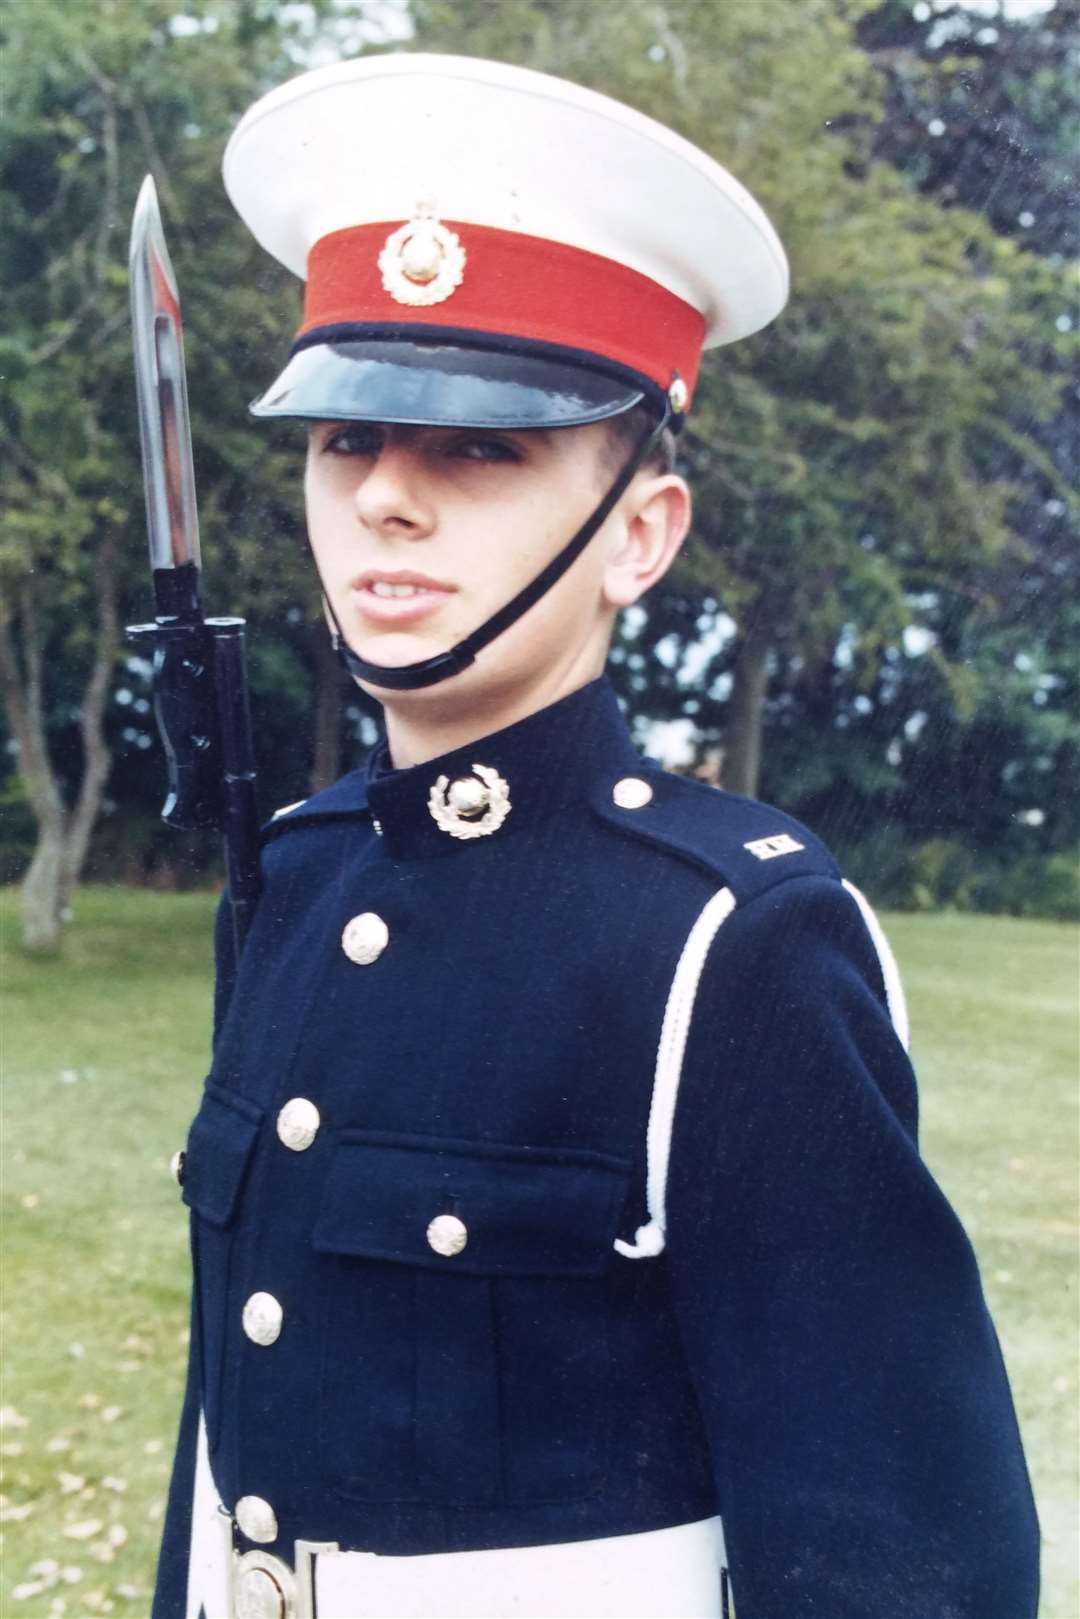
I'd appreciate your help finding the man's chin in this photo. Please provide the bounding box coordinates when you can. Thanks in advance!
[350,630,440,671]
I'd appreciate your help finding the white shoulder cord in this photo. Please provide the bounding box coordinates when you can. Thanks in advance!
[613,879,910,1261]
[841,880,910,1051]
[614,887,737,1260]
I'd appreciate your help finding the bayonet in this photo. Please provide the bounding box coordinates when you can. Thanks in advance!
[130,175,202,593]
[128,175,261,950]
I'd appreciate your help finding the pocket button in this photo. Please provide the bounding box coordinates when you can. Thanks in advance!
[276,1098,320,1152]
[426,1213,468,1257]
[341,912,389,965]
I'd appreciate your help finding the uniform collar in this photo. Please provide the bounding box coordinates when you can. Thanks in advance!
[365,676,643,860]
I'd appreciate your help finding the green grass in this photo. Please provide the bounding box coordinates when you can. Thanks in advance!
[2,889,215,1618]
[2,890,1077,1617]
[885,912,1080,1618]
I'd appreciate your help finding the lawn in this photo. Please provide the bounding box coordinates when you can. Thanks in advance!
[2,888,1077,1617]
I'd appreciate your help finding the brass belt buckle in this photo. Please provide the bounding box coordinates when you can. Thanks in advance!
[226,1520,338,1619]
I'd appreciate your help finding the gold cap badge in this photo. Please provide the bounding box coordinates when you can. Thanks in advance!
[379,204,466,307]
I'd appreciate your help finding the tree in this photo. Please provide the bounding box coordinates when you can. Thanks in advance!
[4,0,1073,930]
[408,0,1075,807]
[0,0,359,949]
[843,0,1080,861]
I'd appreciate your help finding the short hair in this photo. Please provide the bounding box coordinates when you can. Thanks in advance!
[601,402,679,478]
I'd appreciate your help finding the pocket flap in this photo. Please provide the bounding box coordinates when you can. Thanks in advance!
[181,1082,264,1228]
[312,1131,630,1278]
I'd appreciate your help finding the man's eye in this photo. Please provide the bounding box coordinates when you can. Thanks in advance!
[322,424,383,457]
[450,435,522,464]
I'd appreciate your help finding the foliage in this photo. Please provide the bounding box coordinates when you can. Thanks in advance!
[839,828,1080,919]
[409,0,1079,851]
[2,0,299,629]
[859,0,1079,256]
[833,0,1080,873]
[0,0,362,913]
[0,773,37,883]
[1,0,1076,905]
[669,2,1075,824]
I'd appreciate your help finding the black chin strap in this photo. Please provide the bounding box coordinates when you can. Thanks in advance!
[321,404,671,692]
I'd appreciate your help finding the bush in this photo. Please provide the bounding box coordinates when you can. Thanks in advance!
[836,829,1079,921]
[834,826,920,911]
[0,776,36,884]
[969,852,1080,923]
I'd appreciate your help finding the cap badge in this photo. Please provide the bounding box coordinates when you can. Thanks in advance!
[428,764,511,840]
[379,204,466,307]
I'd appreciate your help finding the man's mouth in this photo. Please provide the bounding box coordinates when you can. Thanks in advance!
[351,570,457,623]
[370,581,428,598]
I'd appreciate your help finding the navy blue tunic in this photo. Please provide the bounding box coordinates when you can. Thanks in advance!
[154,676,1039,1618]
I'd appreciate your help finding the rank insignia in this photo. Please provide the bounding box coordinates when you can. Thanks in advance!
[744,833,805,861]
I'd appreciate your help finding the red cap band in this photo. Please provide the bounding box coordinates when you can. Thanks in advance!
[300,221,705,401]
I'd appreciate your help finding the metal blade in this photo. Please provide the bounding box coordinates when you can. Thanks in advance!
[129,174,202,576]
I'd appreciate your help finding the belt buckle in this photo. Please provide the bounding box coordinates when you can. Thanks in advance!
[226,1520,338,1619]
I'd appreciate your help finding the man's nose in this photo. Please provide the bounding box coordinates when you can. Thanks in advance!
[353,444,435,537]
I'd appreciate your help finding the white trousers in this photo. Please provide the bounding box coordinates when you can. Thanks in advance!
[187,1416,728,1618]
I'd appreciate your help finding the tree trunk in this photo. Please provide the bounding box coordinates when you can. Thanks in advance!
[20,821,67,954]
[1,71,122,951]
[723,616,774,798]
[60,537,119,908]
[309,622,343,794]
[0,586,67,952]
[0,563,116,954]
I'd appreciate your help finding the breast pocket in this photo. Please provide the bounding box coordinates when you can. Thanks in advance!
[181,1081,264,1453]
[311,1131,631,1506]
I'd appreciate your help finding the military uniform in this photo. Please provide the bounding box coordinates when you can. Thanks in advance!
[155,678,1038,1618]
[153,53,1039,1619]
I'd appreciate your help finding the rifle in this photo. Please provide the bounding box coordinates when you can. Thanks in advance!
[127,175,261,953]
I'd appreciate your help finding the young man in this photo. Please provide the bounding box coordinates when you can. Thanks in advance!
[156,55,1039,1619]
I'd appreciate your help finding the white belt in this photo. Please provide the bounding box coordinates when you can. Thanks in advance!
[188,1417,730,1618]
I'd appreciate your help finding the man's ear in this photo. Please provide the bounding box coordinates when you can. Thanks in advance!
[602,475,692,609]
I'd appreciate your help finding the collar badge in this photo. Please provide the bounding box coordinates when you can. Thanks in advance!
[428,764,511,840]
[379,202,466,307]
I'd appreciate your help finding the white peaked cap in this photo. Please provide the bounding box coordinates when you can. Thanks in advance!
[223,53,789,426]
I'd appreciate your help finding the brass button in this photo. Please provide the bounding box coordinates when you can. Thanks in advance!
[235,1494,278,1545]
[170,1149,185,1186]
[668,375,689,413]
[242,1292,283,1347]
[612,776,654,810]
[235,1564,287,1619]
[426,1213,468,1258]
[276,1097,320,1152]
[341,911,389,965]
